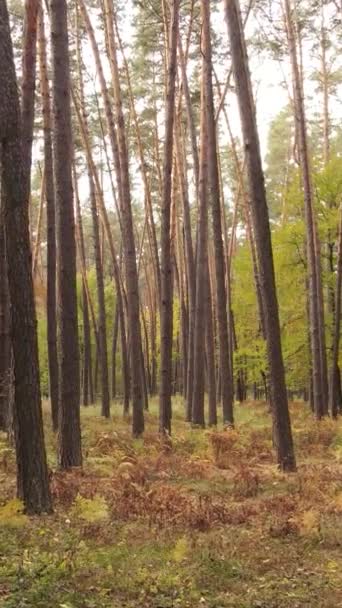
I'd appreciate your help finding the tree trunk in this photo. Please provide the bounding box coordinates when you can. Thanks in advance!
[89,173,111,417]
[50,0,82,468]
[192,67,208,428]
[111,302,119,400]
[0,220,11,432]
[206,257,217,426]
[202,0,234,427]
[38,5,59,430]
[159,0,179,435]
[102,0,145,434]
[0,0,52,513]
[329,205,342,417]
[283,0,327,419]
[21,0,39,198]
[225,0,296,471]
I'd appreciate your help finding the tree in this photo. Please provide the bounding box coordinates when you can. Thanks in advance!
[330,204,342,417]
[0,220,11,432]
[159,0,179,434]
[282,0,328,419]
[191,57,208,427]
[75,23,110,419]
[50,0,82,467]
[202,0,234,427]
[0,0,52,513]
[103,0,146,433]
[224,0,296,471]
[38,4,59,431]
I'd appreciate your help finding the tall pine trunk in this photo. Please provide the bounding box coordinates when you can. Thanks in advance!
[0,220,11,431]
[224,0,296,471]
[202,0,234,426]
[89,174,111,417]
[103,0,146,434]
[330,206,342,417]
[0,0,52,513]
[283,0,327,419]
[191,68,208,428]
[159,0,179,434]
[50,0,82,468]
[38,5,59,431]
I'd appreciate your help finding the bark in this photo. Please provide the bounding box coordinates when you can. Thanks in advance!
[159,0,179,435]
[0,220,11,431]
[72,90,130,416]
[177,36,199,193]
[73,164,94,407]
[102,0,145,433]
[202,0,234,426]
[225,0,296,471]
[32,169,45,278]
[0,0,52,513]
[191,70,208,428]
[283,0,327,419]
[21,0,39,197]
[174,117,195,422]
[111,302,119,399]
[75,21,110,418]
[206,257,217,426]
[50,0,82,468]
[114,18,161,302]
[38,6,59,429]
[329,205,342,417]
[89,173,111,417]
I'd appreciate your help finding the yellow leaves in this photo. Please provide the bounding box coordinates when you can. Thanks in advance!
[295,509,321,537]
[71,495,109,523]
[0,499,28,528]
[172,536,189,563]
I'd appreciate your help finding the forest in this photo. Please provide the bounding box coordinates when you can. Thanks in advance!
[0,0,342,606]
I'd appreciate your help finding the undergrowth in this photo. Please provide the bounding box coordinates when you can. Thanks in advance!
[0,400,341,607]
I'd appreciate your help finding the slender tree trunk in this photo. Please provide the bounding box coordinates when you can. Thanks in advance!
[72,89,130,416]
[283,0,327,419]
[32,169,45,278]
[225,0,296,471]
[330,206,342,417]
[38,5,59,430]
[159,0,179,434]
[192,69,208,428]
[0,220,11,431]
[206,257,217,426]
[73,164,94,407]
[174,117,196,422]
[21,0,39,198]
[114,18,161,303]
[202,0,234,426]
[0,0,52,513]
[50,0,82,468]
[111,302,119,399]
[89,174,111,417]
[103,0,145,434]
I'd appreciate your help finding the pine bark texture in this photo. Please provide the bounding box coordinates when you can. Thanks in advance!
[0,0,52,513]
[224,0,296,471]
[38,6,59,431]
[159,0,179,434]
[50,0,82,468]
[202,0,234,426]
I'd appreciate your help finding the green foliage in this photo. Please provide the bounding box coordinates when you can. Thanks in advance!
[71,495,109,523]
[1,403,342,607]
[37,316,49,397]
[0,499,28,529]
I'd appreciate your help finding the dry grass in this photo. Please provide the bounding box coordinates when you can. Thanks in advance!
[0,399,342,608]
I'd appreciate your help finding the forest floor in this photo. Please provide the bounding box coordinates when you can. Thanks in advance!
[1,400,342,608]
